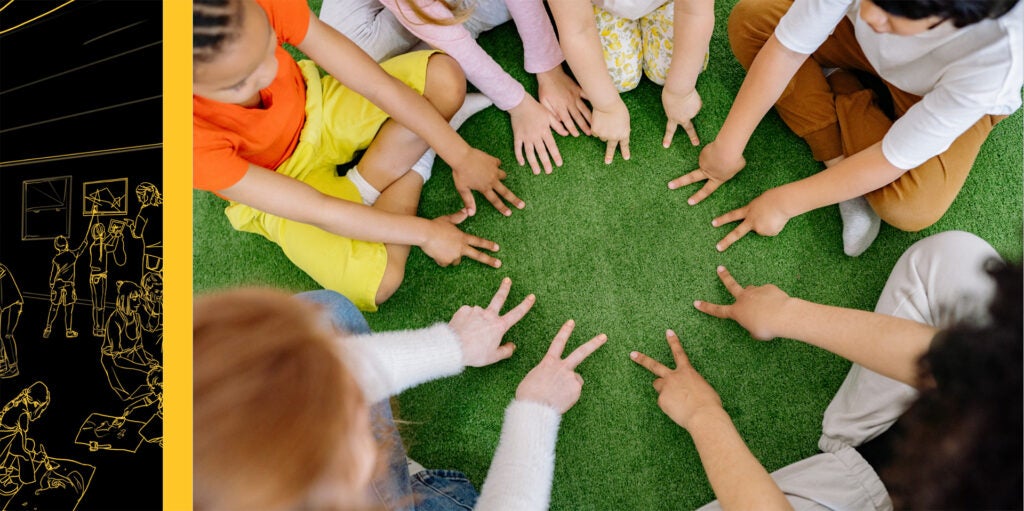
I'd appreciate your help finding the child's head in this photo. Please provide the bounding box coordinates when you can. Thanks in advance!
[135,182,162,207]
[114,281,142,315]
[193,288,374,511]
[885,261,1022,508]
[91,222,106,240]
[864,0,1018,33]
[193,0,279,105]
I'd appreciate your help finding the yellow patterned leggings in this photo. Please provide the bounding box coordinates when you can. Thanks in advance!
[594,2,707,92]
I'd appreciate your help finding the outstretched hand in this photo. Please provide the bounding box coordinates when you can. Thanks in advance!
[422,209,501,268]
[630,330,723,430]
[590,100,631,165]
[667,140,745,205]
[711,188,792,252]
[509,95,564,175]
[516,320,607,414]
[451,148,525,216]
[537,66,592,138]
[449,277,536,367]
[662,88,702,148]
[693,266,792,341]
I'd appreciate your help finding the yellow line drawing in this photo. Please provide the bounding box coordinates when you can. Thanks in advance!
[0,382,96,510]
[88,220,127,338]
[82,178,128,216]
[42,213,95,339]
[75,365,162,454]
[82,20,145,45]
[0,143,161,168]
[100,281,159,401]
[127,183,162,276]
[21,176,71,241]
[0,0,75,36]
[0,95,161,134]
[0,41,159,96]
[0,264,22,379]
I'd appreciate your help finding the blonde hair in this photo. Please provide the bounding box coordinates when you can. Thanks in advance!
[193,288,368,510]
[399,0,474,26]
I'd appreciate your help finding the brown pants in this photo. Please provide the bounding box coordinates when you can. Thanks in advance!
[728,0,1005,231]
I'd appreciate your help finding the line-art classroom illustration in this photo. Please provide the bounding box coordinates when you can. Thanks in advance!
[0,0,163,508]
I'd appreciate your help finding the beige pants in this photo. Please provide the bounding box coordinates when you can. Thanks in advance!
[728,0,1006,231]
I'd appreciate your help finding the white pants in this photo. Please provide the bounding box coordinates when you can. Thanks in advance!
[319,0,512,62]
[700,231,1001,510]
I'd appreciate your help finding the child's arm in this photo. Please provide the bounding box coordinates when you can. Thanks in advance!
[668,35,806,204]
[694,266,937,385]
[219,164,502,268]
[298,11,523,216]
[711,142,903,252]
[507,0,593,138]
[380,0,566,176]
[631,331,793,511]
[549,0,632,165]
[661,0,714,147]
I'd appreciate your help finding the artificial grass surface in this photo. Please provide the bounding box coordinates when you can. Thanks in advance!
[193,3,1024,509]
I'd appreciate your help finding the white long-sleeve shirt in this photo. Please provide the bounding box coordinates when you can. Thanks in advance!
[339,324,561,510]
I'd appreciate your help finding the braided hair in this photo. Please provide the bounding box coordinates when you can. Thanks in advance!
[194,0,244,64]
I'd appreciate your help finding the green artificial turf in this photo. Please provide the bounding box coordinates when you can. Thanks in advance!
[194,3,1024,509]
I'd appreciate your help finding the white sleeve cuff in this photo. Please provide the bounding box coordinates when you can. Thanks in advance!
[338,323,464,402]
[476,400,562,511]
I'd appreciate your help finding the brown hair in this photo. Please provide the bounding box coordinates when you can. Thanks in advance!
[193,288,368,510]
[398,0,474,27]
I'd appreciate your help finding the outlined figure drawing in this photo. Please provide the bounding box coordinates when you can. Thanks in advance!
[0,264,23,379]
[100,281,159,402]
[88,220,127,337]
[126,183,161,275]
[43,213,94,339]
[82,179,128,217]
[0,382,94,511]
[76,365,162,454]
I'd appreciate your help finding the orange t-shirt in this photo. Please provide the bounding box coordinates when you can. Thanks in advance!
[192,0,311,191]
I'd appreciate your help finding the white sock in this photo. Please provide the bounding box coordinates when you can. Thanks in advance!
[346,166,380,206]
[411,93,493,183]
[839,196,881,257]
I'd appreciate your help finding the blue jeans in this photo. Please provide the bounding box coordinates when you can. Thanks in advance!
[297,290,479,511]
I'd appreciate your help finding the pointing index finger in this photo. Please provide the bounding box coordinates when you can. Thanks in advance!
[716,266,744,297]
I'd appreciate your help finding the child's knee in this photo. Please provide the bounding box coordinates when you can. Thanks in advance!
[728,0,780,69]
[424,54,467,120]
[374,260,406,306]
[867,193,947,232]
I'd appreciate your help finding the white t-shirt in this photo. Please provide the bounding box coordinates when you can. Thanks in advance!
[593,0,671,20]
[775,0,1023,169]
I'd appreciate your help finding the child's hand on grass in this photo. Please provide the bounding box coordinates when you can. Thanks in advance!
[451,148,525,217]
[693,266,792,341]
[630,329,724,430]
[537,66,592,138]
[711,188,792,252]
[668,140,745,205]
[591,99,631,165]
[662,87,702,147]
[423,209,502,268]
[516,320,607,414]
[449,277,536,368]
[509,95,564,175]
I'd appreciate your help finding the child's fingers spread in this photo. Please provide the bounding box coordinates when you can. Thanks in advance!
[629,350,669,377]
[694,300,730,319]
[464,246,501,268]
[466,233,499,252]
[663,121,677,148]
[483,190,513,217]
[494,183,525,210]
[547,319,576,358]
[549,114,570,137]
[715,266,744,297]
[525,144,541,175]
[544,134,562,169]
[620,139,631,161]
[712,206,747,228]
[561,111,580,137]
[458,190,477,217]
[716,221,752,252]
[687,180,720,206]
[665,329,691,367]
[604,140,617,164]
[486,277,512,312]
[667,169,706,190]
[683,121,700,146]
[564,334,607,369]
[515,139,527,168]
[501,293,536,327]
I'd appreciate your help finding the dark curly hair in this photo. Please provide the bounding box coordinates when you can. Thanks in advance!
[873,0,1020,28]
[194,0,244,64]
[884,260,1022,509]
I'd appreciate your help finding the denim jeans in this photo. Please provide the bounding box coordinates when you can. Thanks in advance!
[297,290,479,510]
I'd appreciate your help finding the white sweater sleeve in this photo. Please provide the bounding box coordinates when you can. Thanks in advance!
[338,323,465,403]
[475,400,562,511]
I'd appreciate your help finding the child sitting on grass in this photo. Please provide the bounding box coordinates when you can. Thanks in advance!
[671,0,1022,256]
[549,0,714,164]
[194,278,607,510]
[320,0,594,175]
[193,0,524,312]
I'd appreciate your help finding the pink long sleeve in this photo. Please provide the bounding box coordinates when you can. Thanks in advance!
[379,0,526,111]
[505,0,564,74]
